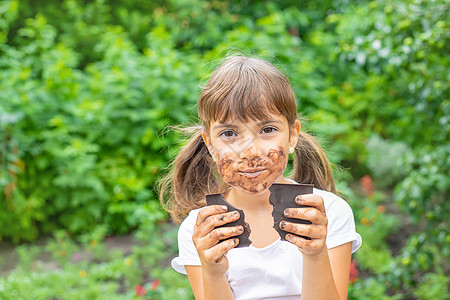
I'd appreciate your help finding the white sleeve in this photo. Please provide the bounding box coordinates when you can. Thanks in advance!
[171,209,202,274]
[317,190,362,253]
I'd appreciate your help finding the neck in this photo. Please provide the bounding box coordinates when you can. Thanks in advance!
[226,187,271,211]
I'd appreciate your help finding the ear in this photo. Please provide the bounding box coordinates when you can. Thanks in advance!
[201,131,213,154]
[289,120,301,148]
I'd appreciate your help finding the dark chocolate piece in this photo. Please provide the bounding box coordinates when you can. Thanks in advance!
[269,183,314,241]
[205,193,252,248]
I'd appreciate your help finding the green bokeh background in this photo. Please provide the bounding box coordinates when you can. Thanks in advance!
[0,0,448,299]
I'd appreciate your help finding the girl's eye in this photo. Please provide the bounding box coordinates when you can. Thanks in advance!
[261,127,276,134]
[220,130,237,138]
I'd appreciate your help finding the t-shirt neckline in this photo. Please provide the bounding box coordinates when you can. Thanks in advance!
[249,237,282,251]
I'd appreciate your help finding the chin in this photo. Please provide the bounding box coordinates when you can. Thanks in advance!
[232,181,275,196]
[241,188,269,196]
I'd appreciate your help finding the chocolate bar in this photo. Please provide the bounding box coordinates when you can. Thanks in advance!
[205,193,252,248]
[268,183,314,241]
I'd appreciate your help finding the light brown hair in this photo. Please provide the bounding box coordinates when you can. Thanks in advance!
[158,55,335,223]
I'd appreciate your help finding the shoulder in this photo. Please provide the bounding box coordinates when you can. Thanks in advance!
[179,207,202,234]
[285,178,348,209]
[313,188,352,213]
[172,208,204,274]
[284,179,354,220]
[313,188,362,252]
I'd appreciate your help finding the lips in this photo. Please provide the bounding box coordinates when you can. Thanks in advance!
[238,169,266,178]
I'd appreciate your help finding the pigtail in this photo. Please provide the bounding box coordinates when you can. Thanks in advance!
[291,132,336,194]
[158,126,223,223]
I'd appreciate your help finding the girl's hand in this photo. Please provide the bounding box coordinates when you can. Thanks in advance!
[192,205,243,277]
[280,194,328,256]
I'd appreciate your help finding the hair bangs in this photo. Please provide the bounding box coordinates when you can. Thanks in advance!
[199,56,298,130]
[213,78,282,124]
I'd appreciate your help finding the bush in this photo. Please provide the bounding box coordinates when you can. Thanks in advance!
[0,0,203,241]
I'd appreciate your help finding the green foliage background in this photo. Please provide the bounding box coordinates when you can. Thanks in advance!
[0,0,448,298]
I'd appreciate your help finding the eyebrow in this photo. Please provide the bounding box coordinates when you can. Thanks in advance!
[212,119,283,131]
[213,123,238,130]
[257,119,283,126]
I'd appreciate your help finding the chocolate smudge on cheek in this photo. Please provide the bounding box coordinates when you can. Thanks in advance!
[217,152,238,183]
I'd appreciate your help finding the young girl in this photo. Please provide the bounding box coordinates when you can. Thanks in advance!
[159,55,362,300]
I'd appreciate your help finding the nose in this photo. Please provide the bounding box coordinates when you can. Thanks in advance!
[239,143,261,160]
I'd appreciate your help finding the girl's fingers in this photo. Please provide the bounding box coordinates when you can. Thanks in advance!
[284,206,328,226]
[295,194,326,215]
[285,234,326,255]
[195,205,228,226]
[279,222,326,239]
[194,206,240,235]
[197,225,244,250]
[203,238,239,263]
[281,194,328,256]
[193,206,242,263]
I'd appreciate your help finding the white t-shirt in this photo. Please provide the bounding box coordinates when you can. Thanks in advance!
[172,188,362,300]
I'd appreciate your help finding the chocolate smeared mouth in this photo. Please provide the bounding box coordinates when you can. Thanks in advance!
[217,146,288,195]
[239,168,265,173]
[238,169,266,178]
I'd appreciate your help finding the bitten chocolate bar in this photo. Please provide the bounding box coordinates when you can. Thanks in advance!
[268,183,314,241]
[205,193,252,248]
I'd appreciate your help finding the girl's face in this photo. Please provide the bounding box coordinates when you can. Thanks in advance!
[203,114,300,195]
